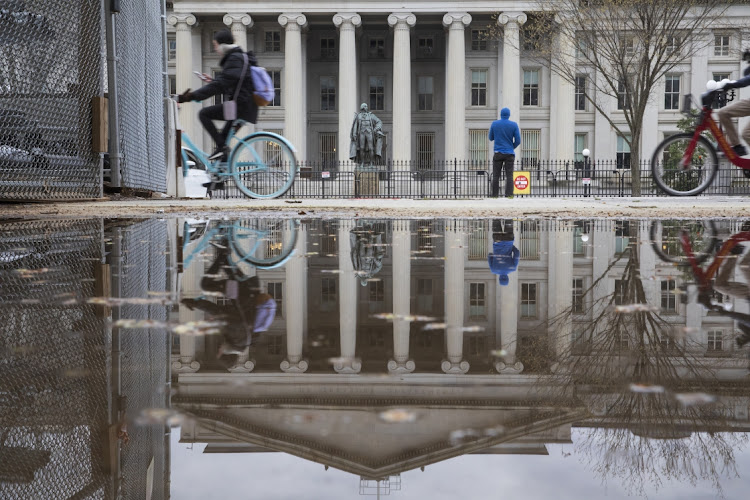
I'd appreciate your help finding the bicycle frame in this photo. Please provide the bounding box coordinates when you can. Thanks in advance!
[681,230,750,290]
[686,106,750,170]
[180,127,240,177]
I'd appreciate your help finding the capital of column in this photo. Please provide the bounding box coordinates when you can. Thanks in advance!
[223,14,253,28]
[167,13,196,30]
[441,359,470,374]
[388,359,416,374]
[333,12,362,30]
[442,12,471,29]
[227,360,256,373]
[333,357,362,374]
[281,358,309,373]
[171,359,200,373]
[494,360,524,374]
[279,13,307,31]
[498,12,527,27]
[388,13,416,29]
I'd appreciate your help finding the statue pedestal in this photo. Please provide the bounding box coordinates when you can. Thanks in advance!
[356,171,379,197]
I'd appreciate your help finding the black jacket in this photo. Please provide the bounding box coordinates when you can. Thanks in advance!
[191,47,258,124]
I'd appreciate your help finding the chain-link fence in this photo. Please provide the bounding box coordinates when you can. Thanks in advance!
[0,0,104,200]
[113,0,167,193]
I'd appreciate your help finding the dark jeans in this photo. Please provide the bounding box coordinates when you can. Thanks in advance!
[198,104,234,150]
[491,153,515,197]
[492,219,515,242]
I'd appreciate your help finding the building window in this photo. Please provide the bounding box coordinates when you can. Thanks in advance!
[320,221,338,257]
[714,34,730,56]
[572,278,584,314]
[469,282,486,319]
[368,281,385,313]
[469,129,489,165]
[469,336,487,356]
[268,70,281,106]
[168,75,176,96]
[468,221,488,260]
[707,330,723,351]
[614,279,626,305]
[661,279,677,312]
[575,38,588,58]
[573,221,587,256]
[615,220,630,254]
[265,30,281,52]
[616,135,631,170]
[666,35,681,56]
[417,278,434,313]
[321,277,337,312]
[623,36,636,57]
[521,283,538,318]
[575,76,586,111]
[417,221,435,256]
[523,70,539,106]
[521,129,540,170]
[267,335,282,355]
[665,74,680,110]
[369,76,385,111]
[712,73,731,109]
[368,37,385,59]
[520,221,540,260]
[416,132,434,170]
[417,37,434,57]
[417,76,433,111]
[368,330,385,347]
[574,133,587,164]
[167,34,176,61]
[268,282,283,316]
[471,29,488,51]
[617,80,630,110]
[319,132,337,165]
[320,76,336,111]
[471,69,488,106]
[320,37,336,59]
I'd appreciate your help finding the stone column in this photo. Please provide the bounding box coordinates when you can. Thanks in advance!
[498,12,527,125]
[443,221,470,374]
[548,221,574,363]
[442,13,471,162]
[279,13,308,161]
[281,225,308,373]
[334,13,362,169]
[336,219,361,373]
[388,13,416,165]
[495,221,523,374]
[167,13,197,141]
[550,15,575,162]
[389,220,415,373]
[223,14,252,51]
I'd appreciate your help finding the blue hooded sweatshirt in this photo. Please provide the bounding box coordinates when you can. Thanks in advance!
[488,108,521,154]
[488,240,520,286]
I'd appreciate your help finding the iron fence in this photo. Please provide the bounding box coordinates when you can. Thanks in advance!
[208,159,750,199]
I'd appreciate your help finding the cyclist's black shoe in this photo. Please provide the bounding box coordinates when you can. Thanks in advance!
[208,146,230,162]
[732,144,748,157]
[202,181,225,190]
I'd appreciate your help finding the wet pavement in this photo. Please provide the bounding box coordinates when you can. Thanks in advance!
[1,215,749,499]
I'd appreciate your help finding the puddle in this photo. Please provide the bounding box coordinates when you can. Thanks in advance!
[1,216,748,498]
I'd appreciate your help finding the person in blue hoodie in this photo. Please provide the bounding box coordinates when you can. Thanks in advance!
[488,107,522,198]
[488,219,519,286]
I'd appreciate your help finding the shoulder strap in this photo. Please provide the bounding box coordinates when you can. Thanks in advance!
[232,53,249,102]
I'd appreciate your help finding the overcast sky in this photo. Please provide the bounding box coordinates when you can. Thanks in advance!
[170,429,750,499]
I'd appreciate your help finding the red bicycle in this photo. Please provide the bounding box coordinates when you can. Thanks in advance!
[651,81,750,196]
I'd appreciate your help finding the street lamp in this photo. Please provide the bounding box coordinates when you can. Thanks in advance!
[582,149,591,197]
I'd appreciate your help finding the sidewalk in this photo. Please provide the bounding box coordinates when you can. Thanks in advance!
[2,195,750,219]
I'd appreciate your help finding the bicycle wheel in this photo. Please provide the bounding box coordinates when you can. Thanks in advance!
[229,218,299,269]
[651,133,718,196]
[229,132,297,199]
[649,219,718,265]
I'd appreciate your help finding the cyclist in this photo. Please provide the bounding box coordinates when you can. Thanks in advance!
[177,30,258,164]
[716,50,750,157]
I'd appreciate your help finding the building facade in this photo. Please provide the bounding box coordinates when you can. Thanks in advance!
[167,1,750,170]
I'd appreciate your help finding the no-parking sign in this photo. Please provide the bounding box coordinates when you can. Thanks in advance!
[513,171,531,195]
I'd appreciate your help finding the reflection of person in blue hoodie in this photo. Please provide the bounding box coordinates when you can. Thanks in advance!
[488,107,521,198]
[488,219,519,286]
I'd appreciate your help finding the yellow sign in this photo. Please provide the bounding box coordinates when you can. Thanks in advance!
[513,171,531,195]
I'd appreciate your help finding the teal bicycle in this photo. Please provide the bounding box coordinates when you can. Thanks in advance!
[180,119,298,199]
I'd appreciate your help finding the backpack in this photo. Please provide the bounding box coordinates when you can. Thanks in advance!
[251,66,274,106]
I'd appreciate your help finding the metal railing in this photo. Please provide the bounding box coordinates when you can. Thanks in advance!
[208,159,750,199]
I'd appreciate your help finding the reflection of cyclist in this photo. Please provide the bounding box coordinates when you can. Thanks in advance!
[177,30,258,163]
[710,244,750,348]
[715,51,750,157]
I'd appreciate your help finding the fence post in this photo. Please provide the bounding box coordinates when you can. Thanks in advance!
[387,159,392,197]
[322,163,326,199]
[453,158,457,199]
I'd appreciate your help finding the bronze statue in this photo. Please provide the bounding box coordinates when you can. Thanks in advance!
[349,103,385,169]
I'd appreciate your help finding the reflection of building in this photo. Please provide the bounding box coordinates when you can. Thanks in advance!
[174,217,750,482]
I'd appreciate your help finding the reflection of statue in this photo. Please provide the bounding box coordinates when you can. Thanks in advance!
[350,222,386,285]
[349,103,385,169]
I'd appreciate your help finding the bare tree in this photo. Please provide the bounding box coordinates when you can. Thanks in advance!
[492,0,732,195]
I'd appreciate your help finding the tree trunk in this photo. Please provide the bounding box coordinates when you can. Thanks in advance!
[630,133,642,197]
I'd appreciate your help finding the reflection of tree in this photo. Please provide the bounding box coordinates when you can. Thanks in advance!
[542,225,747,497]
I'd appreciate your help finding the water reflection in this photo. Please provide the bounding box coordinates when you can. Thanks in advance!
[0,217,748,498]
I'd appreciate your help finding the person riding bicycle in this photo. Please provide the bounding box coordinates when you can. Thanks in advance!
[177,30,258,163]
[716,50,750,158]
